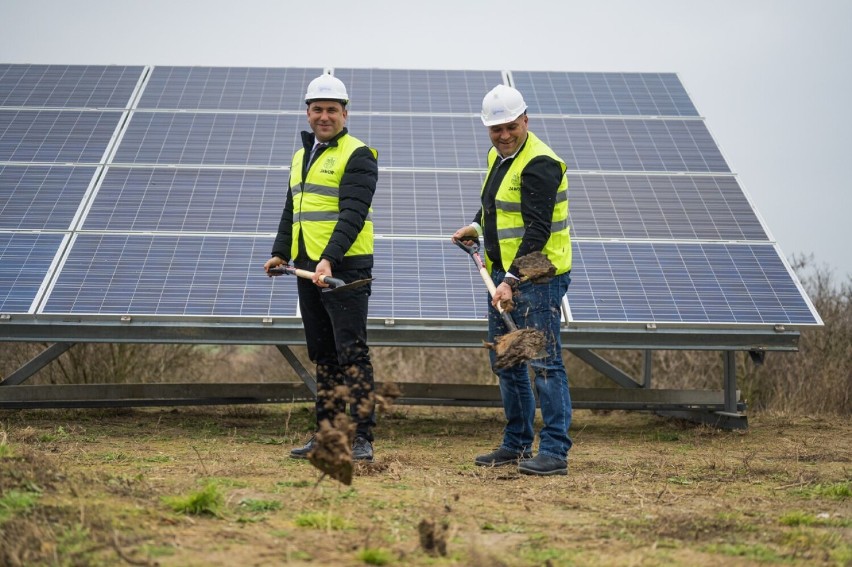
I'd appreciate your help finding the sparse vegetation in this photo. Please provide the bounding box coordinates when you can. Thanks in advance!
[0,259,848,565]
[0,406,849,566]
[162,482,225,517]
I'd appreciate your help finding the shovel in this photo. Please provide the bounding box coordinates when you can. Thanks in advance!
[453,239,547,368]
[268,265,372,294]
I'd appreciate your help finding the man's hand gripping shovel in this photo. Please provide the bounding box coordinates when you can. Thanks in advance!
[453,239,547,369]
[268,265,372,293]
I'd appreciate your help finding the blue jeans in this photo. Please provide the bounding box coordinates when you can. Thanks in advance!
[487,270,572,460]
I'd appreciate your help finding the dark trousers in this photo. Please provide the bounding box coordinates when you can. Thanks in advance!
[296,268,375,441]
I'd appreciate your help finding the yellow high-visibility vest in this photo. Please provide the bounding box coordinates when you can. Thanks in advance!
[289,135,376,261]
[482,131,571,274]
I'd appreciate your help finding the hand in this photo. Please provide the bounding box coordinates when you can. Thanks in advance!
[314,259,333,288]
[451,225,478,245]
[264,256,285,276]
[491,281,513,310]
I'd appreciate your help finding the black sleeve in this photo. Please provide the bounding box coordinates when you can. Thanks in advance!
[271,184,294,261]
[508,155,562,276]
[321,146,378,267]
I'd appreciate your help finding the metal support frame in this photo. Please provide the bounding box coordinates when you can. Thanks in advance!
[0,340,749,429]
[275,345,316,396]
[0,342,74,386]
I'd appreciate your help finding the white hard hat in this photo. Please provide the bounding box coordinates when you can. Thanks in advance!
[304,74,349,105]
[481,84,527,126]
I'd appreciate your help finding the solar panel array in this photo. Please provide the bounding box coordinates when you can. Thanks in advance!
[0,64,820,330]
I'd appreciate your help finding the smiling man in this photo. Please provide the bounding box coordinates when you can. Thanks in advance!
[264,74,379,462]
[452,84,573,476]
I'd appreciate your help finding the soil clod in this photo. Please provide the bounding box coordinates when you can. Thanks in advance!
[484,328,547,369]
[308,415,355,485]
[418,517,449,556]
[374,382,402,414]
[515,251,556,284]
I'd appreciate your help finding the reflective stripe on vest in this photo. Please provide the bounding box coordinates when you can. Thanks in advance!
[289,134,376,261]
[482,131,571,274]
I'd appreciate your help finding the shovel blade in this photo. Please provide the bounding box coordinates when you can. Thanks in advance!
[323,277,373,294]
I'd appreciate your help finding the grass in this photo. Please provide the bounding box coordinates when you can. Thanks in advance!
[0,489,41,523]
[162,482,225,517]
[357,547,393,565]
[0,406,849,566]
[294,510,351,530]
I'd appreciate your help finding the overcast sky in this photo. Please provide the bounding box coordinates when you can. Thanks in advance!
[2,0,850,279]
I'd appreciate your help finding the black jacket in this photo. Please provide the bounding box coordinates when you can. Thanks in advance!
[272,128,378,271]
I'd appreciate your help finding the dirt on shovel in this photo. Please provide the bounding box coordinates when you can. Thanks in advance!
[308,414,356,485]
[514,251,556,283]
[484,327,547,369]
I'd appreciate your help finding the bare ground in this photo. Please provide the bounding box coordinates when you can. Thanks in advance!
[1,404,850,566]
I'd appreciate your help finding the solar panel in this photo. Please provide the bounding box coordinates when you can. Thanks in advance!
[0,109,122,163]
[512,71,699,117]
[83,167,288,233]
[0,232,66,313]
[0,64,143,109]
[0,64,821,334]
[568,241,817,325]
[42,234,299,317]
[536,117,730,173]
[373,170,484,236]
[138,66,323,111]
[332,68,503,114]
[370,238,487,321]
[567,174,768,241]
[0,164,98,230]
[111,112,302,166]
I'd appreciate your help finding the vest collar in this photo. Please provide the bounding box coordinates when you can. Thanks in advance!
[301,127,349,151]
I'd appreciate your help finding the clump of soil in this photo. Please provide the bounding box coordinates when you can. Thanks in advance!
[374,382,402,414]
[418,517,449,556]
[308,414,356,485]
[484,328,547,369]
[515,251,556,283]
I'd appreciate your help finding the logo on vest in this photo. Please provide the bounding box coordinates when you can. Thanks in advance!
[508,172,521,191]
[320,157,337,175]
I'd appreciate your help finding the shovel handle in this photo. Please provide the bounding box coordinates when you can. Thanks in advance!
[453,238,518,331]
[268,266,345,289]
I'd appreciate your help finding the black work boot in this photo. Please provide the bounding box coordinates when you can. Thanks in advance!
[518,454,568,476]
[352,436,373,462]
[474,447,532,467]
[289,435,316,459]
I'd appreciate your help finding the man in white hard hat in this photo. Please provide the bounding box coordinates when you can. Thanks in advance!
[452,84,573,476]
[265,74,379,462]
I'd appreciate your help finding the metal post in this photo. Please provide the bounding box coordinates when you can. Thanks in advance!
[724,350,737,413]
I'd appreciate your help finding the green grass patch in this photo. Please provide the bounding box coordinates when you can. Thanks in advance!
[100,451,131,463]
[239,498,282,513]
[56,524,92,557]
[0,489,41,523]
[295,511,350,530]
[162,482,224,517]
[793,481,850,500]
[142,454,172,463]
[357,547,393,565]
[701,542,784,562]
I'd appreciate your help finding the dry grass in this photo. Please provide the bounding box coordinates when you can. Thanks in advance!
[1,405,850,566]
